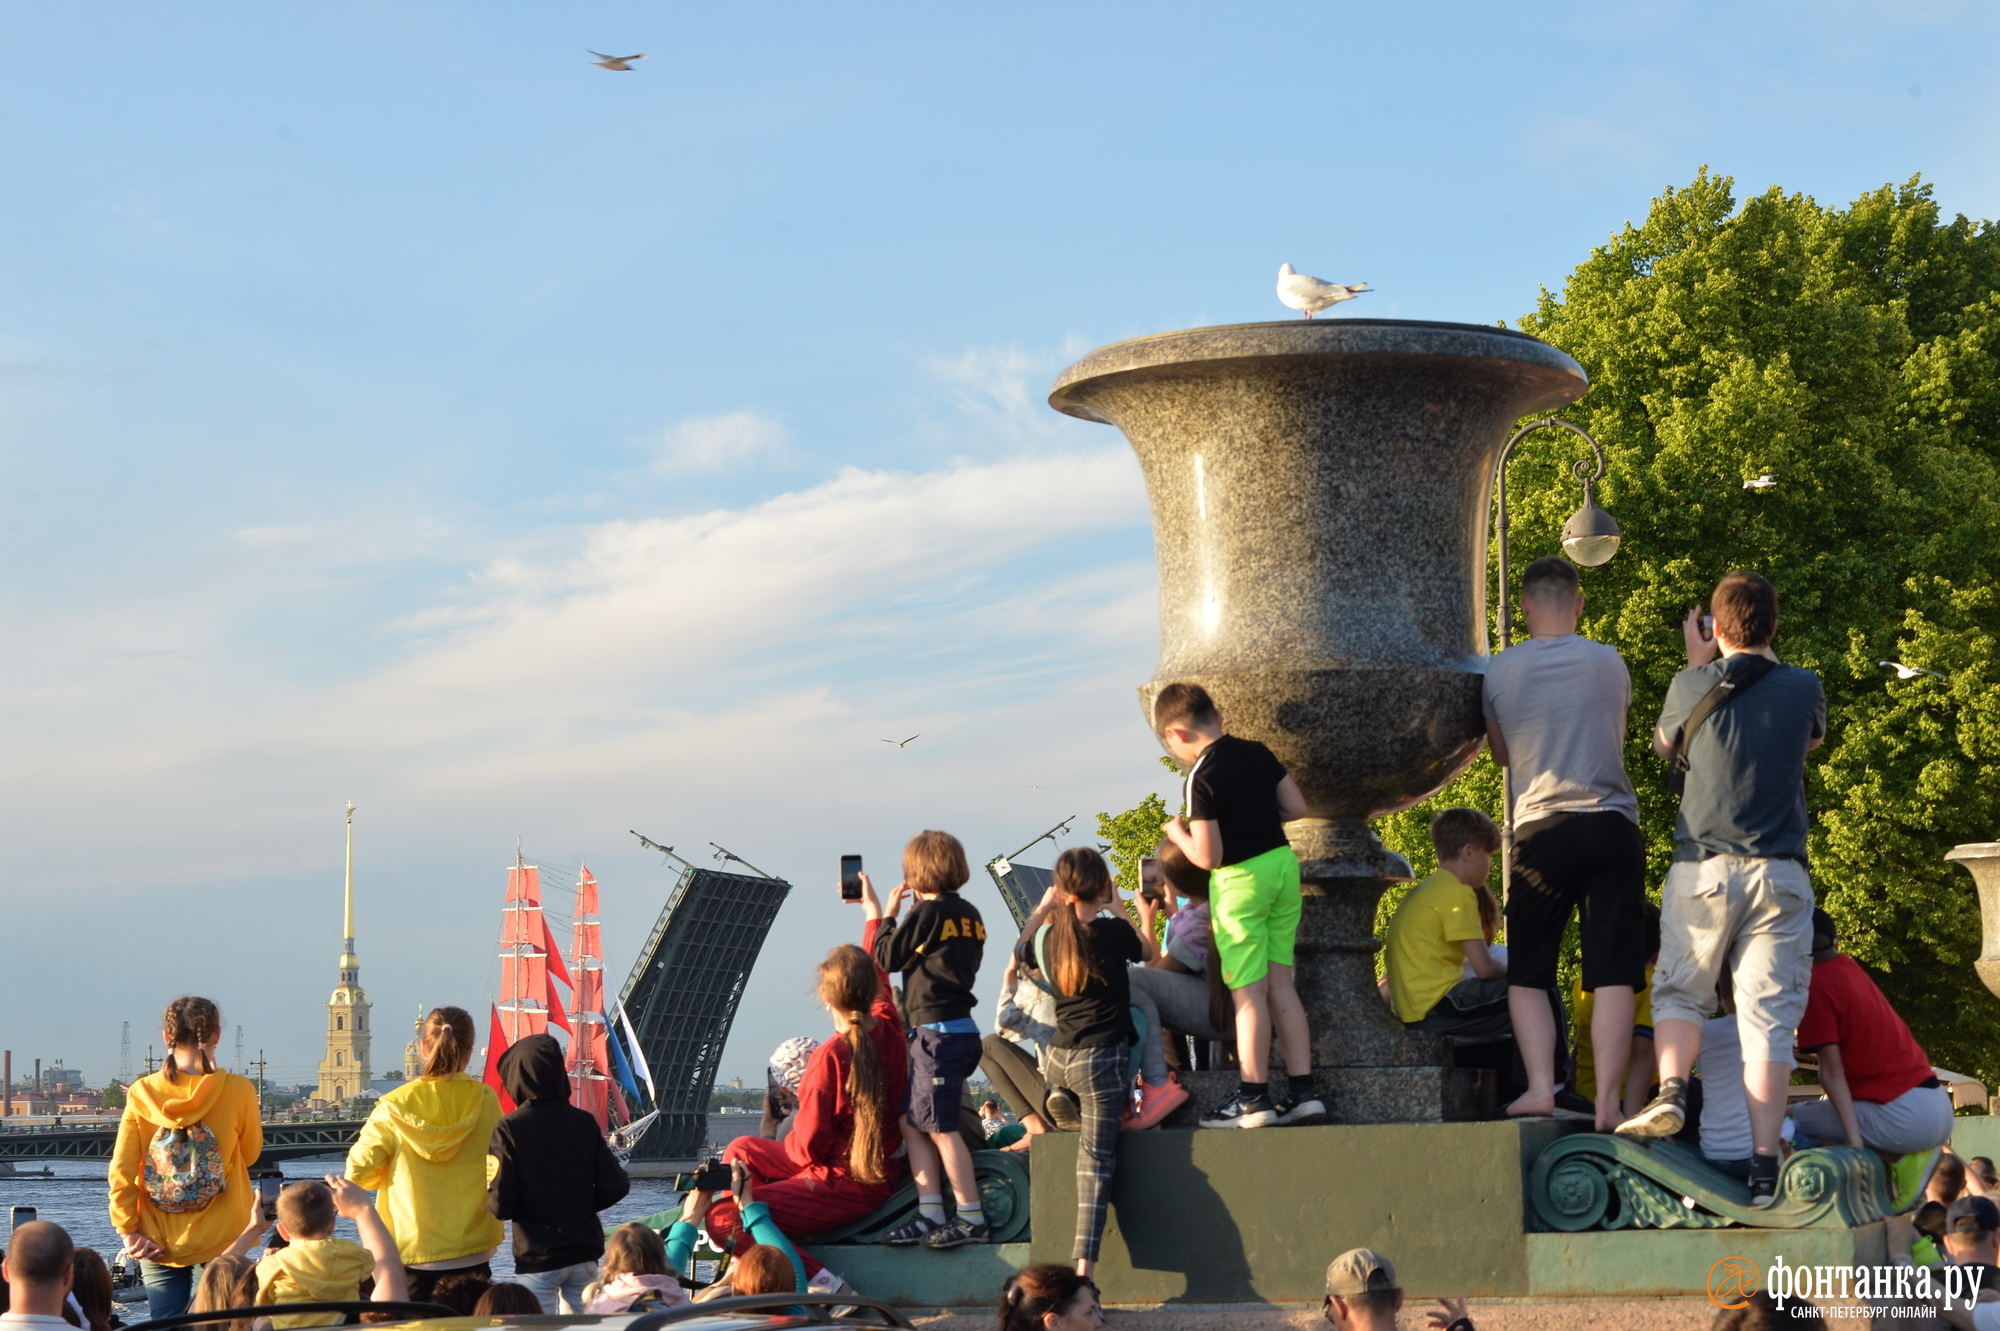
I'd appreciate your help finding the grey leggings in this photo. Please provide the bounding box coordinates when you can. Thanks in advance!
[1042,1042,1129,1263]
[1127,965,1229,1085]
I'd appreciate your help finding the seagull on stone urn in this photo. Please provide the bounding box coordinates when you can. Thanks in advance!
[1277,263,1370,319]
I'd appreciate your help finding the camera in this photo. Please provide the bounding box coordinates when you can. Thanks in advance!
[673,1160,734,1193]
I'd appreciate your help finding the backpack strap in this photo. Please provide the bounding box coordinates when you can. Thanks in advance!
[1668,655,1779,793]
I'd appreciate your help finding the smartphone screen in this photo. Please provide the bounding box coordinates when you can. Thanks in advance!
[1700,614,1715,641]
[258,1174,281,1221]
[840,854,863,902]
[9,1206,35,1235]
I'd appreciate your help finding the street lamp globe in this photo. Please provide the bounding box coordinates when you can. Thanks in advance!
[1561,477,1621,567]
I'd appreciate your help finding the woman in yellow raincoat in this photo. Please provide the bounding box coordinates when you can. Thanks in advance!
[345,1006,503,1303]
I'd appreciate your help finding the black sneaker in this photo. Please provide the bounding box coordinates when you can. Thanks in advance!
[881,1213,944,1246]
[921,1217,990,1249]
[1199,1092,1278,1129]
[1275,1094,1328,1126]
[1747,1154,1781,1209]
[1045,1088,1082,1132]
[1613,1077,1687,1140]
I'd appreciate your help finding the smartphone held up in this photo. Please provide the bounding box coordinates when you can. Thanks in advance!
[840,854,863,903]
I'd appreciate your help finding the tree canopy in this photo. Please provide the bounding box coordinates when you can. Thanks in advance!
[1377,169,2000,1084]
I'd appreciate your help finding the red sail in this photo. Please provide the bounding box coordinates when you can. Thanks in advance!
[497,859,569,1045]
[566,863,613,1131]
[541,915,573,991]
[482,1005,517,1114]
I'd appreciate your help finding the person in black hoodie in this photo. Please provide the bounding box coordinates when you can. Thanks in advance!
[486,1034,630,1313]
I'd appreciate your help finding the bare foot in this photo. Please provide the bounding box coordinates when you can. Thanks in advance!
[1507,1092,1555,1118]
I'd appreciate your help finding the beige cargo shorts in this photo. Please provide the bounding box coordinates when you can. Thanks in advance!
[1650,855,1814,1062]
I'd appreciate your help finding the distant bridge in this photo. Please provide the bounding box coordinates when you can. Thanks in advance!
[0,1120,368,1165]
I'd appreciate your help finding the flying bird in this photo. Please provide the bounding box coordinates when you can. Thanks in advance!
[589,51,646,71]
[880,734,921,748]
[1880,661,1947,681]
[1744,474,1779,490]
[1277,263,1369,318]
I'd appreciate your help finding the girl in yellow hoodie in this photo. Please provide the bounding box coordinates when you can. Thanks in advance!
[345,1006,503,1303]
[108,996,264,1322]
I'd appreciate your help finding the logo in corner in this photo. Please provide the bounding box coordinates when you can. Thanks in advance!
[1707,1256,1760,1309]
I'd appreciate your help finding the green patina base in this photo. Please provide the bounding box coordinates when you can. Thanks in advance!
[623,1117,1999,1305]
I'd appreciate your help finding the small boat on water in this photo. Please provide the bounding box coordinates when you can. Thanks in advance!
[483,853,659,1162]
[0,1162,53,1178]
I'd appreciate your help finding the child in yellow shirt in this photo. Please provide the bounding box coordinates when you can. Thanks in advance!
[255,1178,406,1329]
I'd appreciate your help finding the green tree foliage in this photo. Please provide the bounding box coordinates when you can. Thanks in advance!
[1096,756,1182,896]
[1378,170,2000,1083]
[100,1080,126,1110]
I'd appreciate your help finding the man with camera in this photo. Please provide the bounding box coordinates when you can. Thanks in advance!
[1617,571,1826,1211]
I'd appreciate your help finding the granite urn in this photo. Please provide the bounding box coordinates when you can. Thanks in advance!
[1050,319,1589,1122]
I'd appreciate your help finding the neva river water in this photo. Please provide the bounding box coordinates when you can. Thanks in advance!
[1,1113,770,1279]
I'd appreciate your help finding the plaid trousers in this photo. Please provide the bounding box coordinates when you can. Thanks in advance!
[1042,1042,1130,1263]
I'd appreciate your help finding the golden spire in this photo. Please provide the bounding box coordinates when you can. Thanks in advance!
[340,801,358,970]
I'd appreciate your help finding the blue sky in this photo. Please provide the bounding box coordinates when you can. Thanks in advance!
[2,1,1996,1091]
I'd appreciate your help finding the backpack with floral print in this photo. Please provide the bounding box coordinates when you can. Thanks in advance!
[143,1122,226,1213]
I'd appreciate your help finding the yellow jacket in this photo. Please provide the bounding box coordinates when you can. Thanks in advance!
[255,1237,375,1329]
[345,1074,502,1266]
[107,1069,263,1267]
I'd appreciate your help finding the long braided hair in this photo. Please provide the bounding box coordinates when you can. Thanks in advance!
[161,997,222,1084]
[816,944,889,1185]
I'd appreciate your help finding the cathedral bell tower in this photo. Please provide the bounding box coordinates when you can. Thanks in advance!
[316,802,373,1104]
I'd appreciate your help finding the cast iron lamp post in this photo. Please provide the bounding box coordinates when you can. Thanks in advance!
[1492,417,1621,898]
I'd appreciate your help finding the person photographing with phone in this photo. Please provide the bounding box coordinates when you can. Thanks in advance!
[864,832,990,1249]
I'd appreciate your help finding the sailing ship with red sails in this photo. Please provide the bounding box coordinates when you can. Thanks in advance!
[482,853,658,1159]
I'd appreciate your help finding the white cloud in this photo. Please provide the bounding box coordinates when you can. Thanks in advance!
[652,410,791,475]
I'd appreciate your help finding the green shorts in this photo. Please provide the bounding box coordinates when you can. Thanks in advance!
[1209,844,1302,989]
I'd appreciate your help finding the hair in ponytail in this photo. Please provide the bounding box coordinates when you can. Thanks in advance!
[420,1006,475,1078]
[816,945,888,1186]
[162,997,222,1084]
[1046,847,1114,997]
[998,1264,1094,1331]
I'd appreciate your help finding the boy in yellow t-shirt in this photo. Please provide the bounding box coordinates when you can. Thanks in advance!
[1385,809,1510,1039]
[256,1177,406,1329]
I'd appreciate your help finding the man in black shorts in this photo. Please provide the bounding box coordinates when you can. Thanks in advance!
[1482,556,1648,1130]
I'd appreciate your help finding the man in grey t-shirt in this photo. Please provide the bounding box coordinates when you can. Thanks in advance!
[1617,570,1826,1212]
[1483,556,1648,1132]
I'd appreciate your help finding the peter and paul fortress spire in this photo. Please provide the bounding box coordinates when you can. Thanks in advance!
[316,801,373,1105]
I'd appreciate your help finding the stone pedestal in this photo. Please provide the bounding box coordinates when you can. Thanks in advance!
[1051,320,1588,1121]
[1945,842,2000,1000]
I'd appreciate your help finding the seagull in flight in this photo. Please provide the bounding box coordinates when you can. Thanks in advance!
[1880,661,1947,681]
[880,734,921,748]
[589,51,646,71]
[1744,474,1779,490]
[1277,263,1369,318]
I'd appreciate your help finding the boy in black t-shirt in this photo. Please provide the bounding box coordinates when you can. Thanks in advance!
[1156,681,1320,1129]
[867,829,989,1249]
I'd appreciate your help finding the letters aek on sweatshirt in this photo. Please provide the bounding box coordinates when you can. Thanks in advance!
[871,894,986,1026]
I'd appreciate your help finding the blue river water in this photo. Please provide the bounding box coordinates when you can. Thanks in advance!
[0,1113,769,1281]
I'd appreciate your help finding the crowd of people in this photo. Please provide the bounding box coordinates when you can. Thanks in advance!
[1378,562,1955,1212]
[23,562,1971,1327]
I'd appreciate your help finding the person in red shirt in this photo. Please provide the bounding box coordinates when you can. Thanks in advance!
[1793,909,1952,1200]
[703,942,909,1278]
